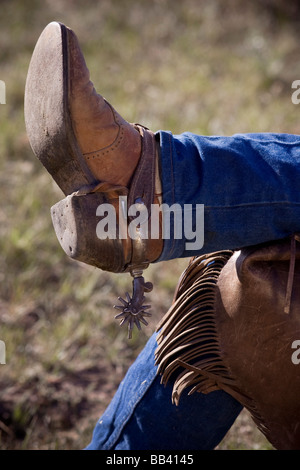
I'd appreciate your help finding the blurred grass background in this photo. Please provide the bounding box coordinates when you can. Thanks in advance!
[1,0,300,450]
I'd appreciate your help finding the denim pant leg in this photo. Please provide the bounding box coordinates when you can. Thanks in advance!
[157,131,300,261]
[87,132,300,450]
[85,333,243,450]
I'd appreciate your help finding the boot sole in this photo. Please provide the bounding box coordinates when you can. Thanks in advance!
[24,22,97,195]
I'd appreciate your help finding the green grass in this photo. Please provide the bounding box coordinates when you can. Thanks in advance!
[1,0,300,450]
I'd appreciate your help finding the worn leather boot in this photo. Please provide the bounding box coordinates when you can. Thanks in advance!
[25,22,164,336]
[24,21,163,267]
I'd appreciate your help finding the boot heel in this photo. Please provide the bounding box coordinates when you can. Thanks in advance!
[51,191,130,273]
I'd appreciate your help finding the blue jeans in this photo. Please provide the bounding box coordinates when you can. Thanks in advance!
[158,131,300,260]
[86,332,243,450]
[86,131,300,450]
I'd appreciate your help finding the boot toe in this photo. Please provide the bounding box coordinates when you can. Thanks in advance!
[25,21,98,195]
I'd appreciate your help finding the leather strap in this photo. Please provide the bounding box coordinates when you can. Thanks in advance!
[128,125,156,215]
[126,125,157,271]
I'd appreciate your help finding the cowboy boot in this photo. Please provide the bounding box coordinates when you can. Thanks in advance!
[24,21,163,266]
[25,22,163,336]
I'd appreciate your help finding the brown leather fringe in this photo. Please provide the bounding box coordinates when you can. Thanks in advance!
[155,249,270,415]
[154,250,272,436]
[155,250,236,405]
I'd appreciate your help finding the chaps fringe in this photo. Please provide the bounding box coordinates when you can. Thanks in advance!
[155,247,299,448]
[154,250,270,435]
[155,250,235,405]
